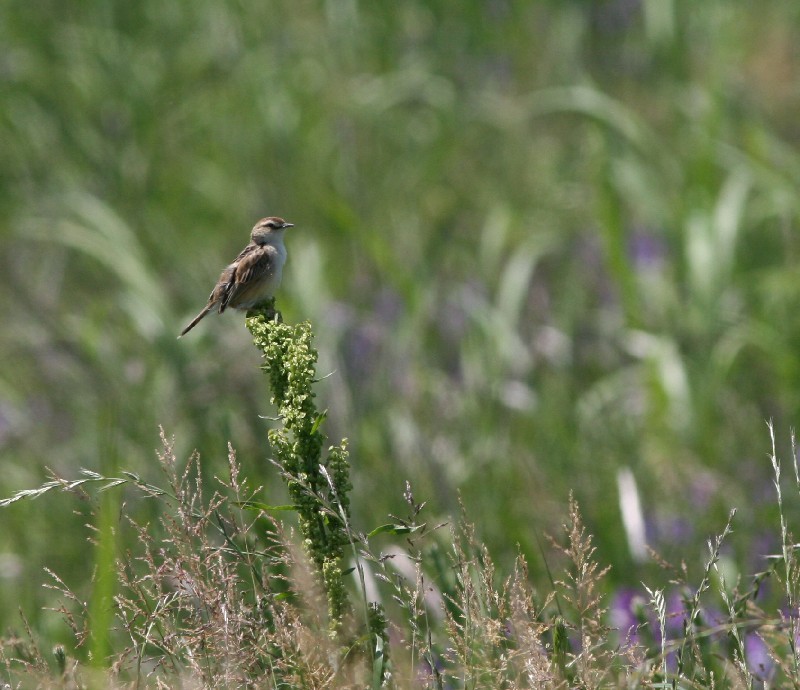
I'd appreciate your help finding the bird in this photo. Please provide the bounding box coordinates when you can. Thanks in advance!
[178,216,294,337]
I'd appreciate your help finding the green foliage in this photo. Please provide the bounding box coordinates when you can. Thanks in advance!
[3,317,800,685]
[2,1,800,683]
[247,306,354,636]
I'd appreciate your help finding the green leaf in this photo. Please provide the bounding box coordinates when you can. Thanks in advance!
[367,523,422,538]
[311,409,328,434]
[371,633,385,688]
[235,501,297,512]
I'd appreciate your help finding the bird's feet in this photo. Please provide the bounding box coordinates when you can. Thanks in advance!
[246,299,282,323]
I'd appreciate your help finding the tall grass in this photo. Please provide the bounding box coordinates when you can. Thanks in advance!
[3,316,800,687]
[2,0,800,668]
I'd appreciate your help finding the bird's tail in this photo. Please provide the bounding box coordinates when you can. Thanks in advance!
[178,304,213,338]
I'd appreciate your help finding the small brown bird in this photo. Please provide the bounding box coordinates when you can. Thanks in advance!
[178,216,294,337]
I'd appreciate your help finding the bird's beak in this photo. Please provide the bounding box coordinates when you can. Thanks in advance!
[282,223,294,229]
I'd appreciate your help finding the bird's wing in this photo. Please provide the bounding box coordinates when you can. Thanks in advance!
[219,244,274,311]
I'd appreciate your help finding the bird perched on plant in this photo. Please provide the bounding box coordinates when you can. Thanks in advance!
[178,216,294,337]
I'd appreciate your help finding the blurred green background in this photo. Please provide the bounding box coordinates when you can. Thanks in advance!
[3,0,800,644]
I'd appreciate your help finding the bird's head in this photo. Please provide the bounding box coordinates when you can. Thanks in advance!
[251,217,294,244]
